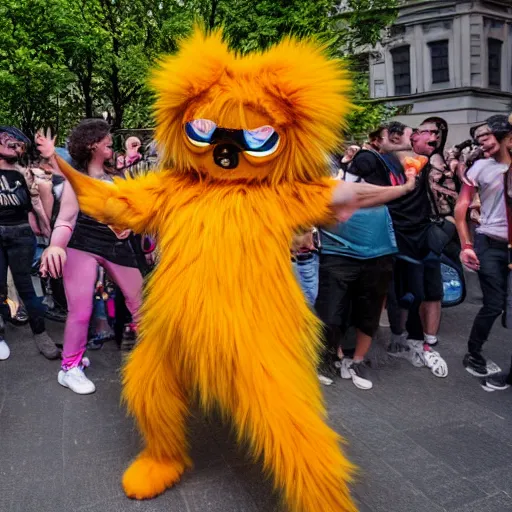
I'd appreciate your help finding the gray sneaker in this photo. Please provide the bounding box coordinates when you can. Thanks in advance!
[34,331,60,360]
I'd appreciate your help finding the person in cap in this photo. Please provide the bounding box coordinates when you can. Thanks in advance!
[0,126,60,361]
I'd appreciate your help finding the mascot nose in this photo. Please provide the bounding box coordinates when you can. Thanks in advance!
[213,144,240,169]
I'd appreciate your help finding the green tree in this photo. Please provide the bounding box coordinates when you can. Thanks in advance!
[0,0,76,137]
[0,0,400,136]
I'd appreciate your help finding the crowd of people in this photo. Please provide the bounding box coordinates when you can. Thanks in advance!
[293,114,512,392]
[0,121,156,394]
[0,112,511,396]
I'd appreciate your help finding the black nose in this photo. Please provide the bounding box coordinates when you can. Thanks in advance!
[213,144,239,169]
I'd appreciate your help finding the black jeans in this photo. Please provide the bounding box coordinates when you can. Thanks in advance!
[468,234,508,355]
[0,224,46,334]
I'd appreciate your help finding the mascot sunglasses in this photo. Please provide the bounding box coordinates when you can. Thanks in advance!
[185,119,280,157]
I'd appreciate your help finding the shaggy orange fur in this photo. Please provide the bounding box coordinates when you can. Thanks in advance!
[56,28,358,512]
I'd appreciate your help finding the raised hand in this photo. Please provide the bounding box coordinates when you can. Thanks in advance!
[35,128,57,160]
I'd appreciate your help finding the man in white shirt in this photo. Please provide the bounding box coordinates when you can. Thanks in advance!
[455,115,512,379]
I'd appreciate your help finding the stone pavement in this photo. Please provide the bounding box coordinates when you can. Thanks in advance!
[1,301,512,512]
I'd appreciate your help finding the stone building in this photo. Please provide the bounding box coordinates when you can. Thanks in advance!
[370,0,512,145]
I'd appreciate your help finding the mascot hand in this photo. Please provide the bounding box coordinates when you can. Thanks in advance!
[40,246,67,278]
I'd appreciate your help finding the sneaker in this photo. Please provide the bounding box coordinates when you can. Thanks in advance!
[348,361,373,390]
[388,338,425,368]
[318,374,333,386]
[339,357,353,379]
[58,367,96,394]
[481,372,511,392]
[423,347,448,378]
[10,306,29,326]
[463,353,501,377]
[0,339,10,360]
[33,331,60,360]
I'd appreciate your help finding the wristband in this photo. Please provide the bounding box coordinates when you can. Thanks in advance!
[54,224,73,233]
[463,242,473,251]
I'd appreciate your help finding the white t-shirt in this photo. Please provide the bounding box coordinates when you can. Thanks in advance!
[466,158,508,241]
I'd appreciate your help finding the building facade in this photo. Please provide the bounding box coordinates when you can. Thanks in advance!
[370,0,512,145]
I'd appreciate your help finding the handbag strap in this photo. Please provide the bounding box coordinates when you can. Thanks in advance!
[504,164,512,269]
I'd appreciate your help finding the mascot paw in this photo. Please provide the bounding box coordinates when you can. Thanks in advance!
[122,453,188,499]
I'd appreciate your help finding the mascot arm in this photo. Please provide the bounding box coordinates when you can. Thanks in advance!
[55,156,167,234]
[283,175,416,229]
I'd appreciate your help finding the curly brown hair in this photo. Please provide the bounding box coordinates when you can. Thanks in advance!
[68,119,111,171]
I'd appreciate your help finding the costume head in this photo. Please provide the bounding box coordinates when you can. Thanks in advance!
[151,28,351,184]
[0,126,30,164]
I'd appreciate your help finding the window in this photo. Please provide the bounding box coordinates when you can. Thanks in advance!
[374,80,386,98]
[429,40,449,83]
[488,38,502,89]
[391,46,411,95]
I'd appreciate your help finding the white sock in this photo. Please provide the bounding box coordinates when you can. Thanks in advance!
[424,333,437,345]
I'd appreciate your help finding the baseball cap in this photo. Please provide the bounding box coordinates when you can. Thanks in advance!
[0,126,30,145]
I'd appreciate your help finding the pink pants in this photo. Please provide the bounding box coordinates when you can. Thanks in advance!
[61,248,143,370]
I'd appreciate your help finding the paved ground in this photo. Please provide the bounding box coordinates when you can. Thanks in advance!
[1,298,512,512]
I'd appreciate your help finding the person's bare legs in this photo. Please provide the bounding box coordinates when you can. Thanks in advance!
[354,330,372,361]
[420,300,441,348]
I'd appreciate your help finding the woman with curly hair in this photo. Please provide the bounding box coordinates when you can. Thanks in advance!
[37,119,144,394]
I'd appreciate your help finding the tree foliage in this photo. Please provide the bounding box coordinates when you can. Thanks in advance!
[0,0,399,139]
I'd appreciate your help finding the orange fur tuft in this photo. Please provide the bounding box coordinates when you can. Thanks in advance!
[57,27,358,512]
[151,27,352,184]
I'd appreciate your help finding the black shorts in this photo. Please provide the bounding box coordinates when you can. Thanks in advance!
[394,257,443,307]
[315,254,393,338]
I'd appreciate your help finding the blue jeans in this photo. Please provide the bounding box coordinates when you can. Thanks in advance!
[293,252,319,306]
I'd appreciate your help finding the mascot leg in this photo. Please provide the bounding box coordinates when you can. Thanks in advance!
[121,336,191,499]
[229,353,357,512]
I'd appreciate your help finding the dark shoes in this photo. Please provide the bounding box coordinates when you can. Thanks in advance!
[481,372,512,392]
[463,353,501,377]
[34,331,60,360]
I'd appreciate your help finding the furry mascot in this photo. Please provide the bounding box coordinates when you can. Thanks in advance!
[52,29,415,512]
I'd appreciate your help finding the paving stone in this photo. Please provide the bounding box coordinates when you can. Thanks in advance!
[451,492,512,512]
[2,301,512,512]
[406,423,512,476]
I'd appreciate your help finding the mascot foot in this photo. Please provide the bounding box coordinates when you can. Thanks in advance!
[122,453,188,499]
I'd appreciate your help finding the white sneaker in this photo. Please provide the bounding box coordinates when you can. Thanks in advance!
[388,338,425,368]
[318,374,333,386]
[406,339,427,368]
[423,348,448,378]
[58,367,96,394]
[0,340,10,360]
[348,361,373,390]
[339,358,353,379]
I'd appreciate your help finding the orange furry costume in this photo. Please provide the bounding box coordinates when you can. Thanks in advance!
[56,29,359,511]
